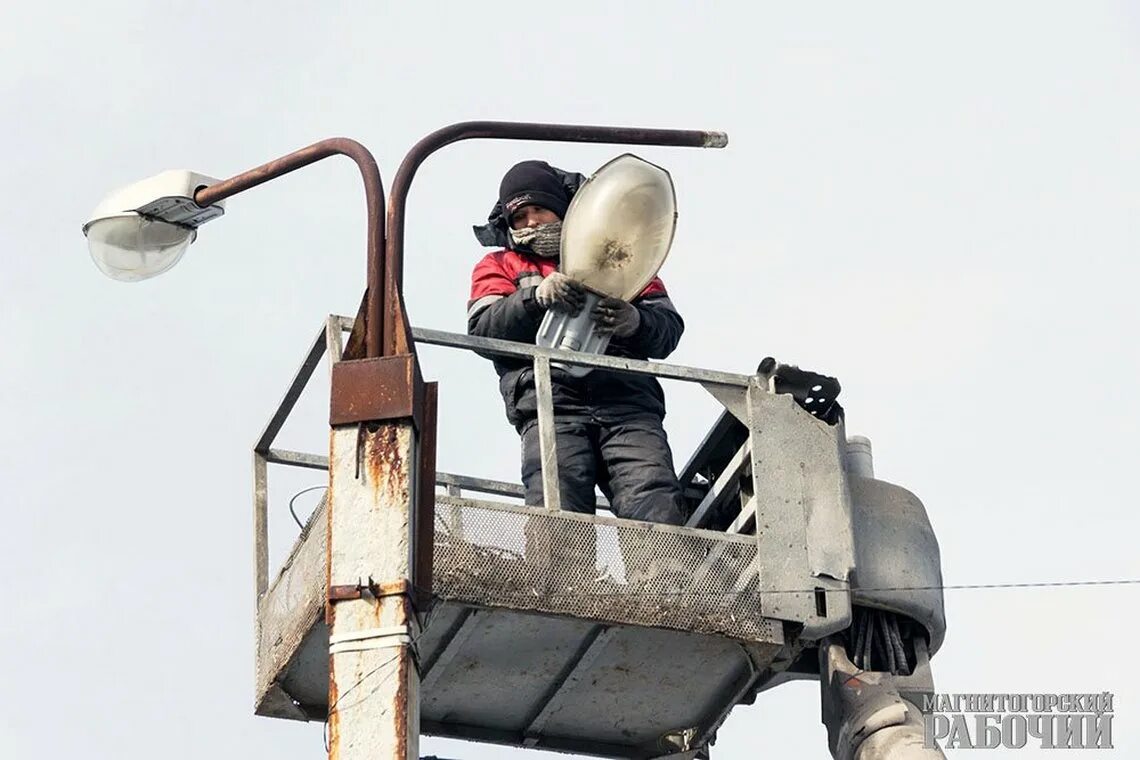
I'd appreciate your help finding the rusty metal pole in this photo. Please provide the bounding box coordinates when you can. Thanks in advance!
[327,352,436,760]
[326,344,436,760]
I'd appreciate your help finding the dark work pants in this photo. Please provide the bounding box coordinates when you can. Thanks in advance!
[519,414,688,525]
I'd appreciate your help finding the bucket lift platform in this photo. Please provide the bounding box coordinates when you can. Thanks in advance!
[252,316,947,759]
[257,494,785,758]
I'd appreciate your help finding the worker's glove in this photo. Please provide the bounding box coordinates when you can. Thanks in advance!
[592,297,641,338]
[535,271,586,314]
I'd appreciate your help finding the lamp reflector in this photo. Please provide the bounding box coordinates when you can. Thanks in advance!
[536,154,678,376]
[560,154,677,301]
[86,215,195,282]
[82,169,223,282]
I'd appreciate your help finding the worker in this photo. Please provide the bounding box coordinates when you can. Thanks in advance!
[467,160,689,528]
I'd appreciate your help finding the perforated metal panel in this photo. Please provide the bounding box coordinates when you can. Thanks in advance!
[433,496,782,644]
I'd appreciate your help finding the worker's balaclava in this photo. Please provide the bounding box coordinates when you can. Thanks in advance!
[472,161,586,255]
[508,221,562,258]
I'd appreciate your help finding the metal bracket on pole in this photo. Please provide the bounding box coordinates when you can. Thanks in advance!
[330,353,425,429]
[328,578,415,603]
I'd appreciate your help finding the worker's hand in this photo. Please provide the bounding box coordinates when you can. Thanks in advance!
[592,297,641,338]
[535,272,586,314]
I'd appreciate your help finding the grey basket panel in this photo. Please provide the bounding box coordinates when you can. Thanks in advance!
[433,496,781,644]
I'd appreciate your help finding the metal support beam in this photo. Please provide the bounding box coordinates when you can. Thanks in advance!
[254,451,268,597]
[522,626,612,744]
[413,327,752,387]
[326,314,345,370]
[533,356,561,512]
[676,410,742,487]
[685,442,751,529]
[264,448,330,470]
[700,382,751,424]
[435,472,524,499]
[256,324,328,454]
[690,646,766,751]
[420,609,480,693]
[727,495,757,534]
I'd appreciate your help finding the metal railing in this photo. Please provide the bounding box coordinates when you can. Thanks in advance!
[253,314,765,598]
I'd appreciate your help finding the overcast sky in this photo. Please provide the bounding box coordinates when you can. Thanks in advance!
[2,2,1138,758]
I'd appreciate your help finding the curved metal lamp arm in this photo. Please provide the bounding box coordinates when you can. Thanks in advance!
[378,120,729,356]
[188,124,729,360]
[193,138,389,358]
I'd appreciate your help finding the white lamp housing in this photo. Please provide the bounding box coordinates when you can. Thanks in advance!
[536,154,677,376]
[83,170,225,282]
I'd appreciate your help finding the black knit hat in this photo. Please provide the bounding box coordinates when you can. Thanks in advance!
[473,161,586,248]
[499,160,571,220]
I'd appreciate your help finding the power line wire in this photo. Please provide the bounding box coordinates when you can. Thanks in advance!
[288,485,327,530]
[539,577,1140,600]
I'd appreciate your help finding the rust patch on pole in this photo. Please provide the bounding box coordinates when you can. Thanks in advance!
[325,424,339,760]
[392,594,412,760]
[394,647,410,759]
[365,424,407,505]
[325,595,340,755]
[326,667,341,756]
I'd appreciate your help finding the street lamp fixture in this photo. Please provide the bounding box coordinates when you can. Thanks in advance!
[537,153,677,375]
[83,170,225,282]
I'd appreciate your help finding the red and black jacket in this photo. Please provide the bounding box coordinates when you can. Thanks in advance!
[467,249,685,428]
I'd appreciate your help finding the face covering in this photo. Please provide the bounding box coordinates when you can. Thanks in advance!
[509,221,562,258]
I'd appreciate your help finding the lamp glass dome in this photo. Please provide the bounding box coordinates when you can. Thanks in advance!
[560,154,677,301]
[85,214,195,282]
